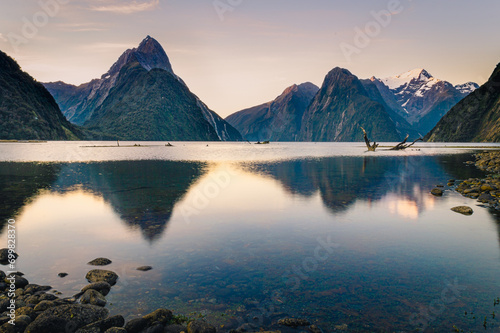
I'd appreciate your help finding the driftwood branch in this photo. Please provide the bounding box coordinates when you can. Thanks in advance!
[361,128,423,151]
[361,127,379,151]
[390,135,423,150]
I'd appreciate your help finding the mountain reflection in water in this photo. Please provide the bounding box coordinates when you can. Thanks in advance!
[0,154,489,239]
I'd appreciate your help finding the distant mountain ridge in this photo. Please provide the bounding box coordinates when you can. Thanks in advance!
[225,82,319,141]
[369,68,478,135]
[426,62,500,142]
[226,67,477,142]
[0,50,80,140]
[44,36,242,141]
[299,67,401,142]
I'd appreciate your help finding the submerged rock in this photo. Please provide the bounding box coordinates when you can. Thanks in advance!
[4,274,29,289]
[85,269,118,285]
[87,258,112,266]
[478,192,495,204]
[431,188,443,196]
[0,248,18,264]
[187,319,216,333]
[81,281,112,296]
[309,325,323,333]
[165,324,188,333]
[26,304,108,332]
[80,289,107,307]
[75,315,124,333]
[136,266,153,271]
[143,308,173,326]
[124,317,148,332]
[278,318,311,327]
[24,315,69,333]
[104,328,127,333]
[451,206,474,215]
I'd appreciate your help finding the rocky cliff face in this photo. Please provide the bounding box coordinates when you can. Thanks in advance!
[0,50,80,140]
[44,36,242,141]
[426,63,500,142]
[226,82,319,141]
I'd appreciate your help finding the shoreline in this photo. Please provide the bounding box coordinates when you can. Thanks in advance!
[453,152,500,211]
[0,262,317,333]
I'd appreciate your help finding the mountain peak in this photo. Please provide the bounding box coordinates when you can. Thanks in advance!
[103,36,173,79]
[281,82,319,98]
[454,82,479,95]
[134,35,173,73]
[137,35,162,54]
[381,68,434,89]
[327,67,354,77]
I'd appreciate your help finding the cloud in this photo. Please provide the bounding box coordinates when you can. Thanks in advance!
[90,0,159,14]
[0,33,7,42]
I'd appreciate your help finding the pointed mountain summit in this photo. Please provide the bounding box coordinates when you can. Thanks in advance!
[0,50,80,140]
[225,82,319,141]
[426,62,500,142]
[44,36,242,141]
[104,35,174,79]
[298,67,401,142]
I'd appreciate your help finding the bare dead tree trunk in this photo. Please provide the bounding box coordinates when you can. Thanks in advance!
[390,135,423,150]
[361,127,379,151]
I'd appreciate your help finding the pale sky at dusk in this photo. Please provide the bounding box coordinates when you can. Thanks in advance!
[1,0,499,117]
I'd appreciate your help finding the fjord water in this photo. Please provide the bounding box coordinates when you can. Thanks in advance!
[2,142,500,332]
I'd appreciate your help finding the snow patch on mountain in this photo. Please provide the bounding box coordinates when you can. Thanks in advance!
[455,82,479,95]
[381,68,433,90]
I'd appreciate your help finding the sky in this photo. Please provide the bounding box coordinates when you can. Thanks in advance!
[1,0,499,118]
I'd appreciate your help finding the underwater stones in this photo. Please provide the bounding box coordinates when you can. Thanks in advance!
[277,318,311,327]
[143,308,173,326]
[76,315,124,333]
[187,320,216,333]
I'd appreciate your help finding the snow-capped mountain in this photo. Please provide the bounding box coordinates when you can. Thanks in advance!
[454,82,480,95]
[370,69,478,135]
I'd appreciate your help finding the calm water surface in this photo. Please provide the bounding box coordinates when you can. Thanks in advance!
[1,142,500,332]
